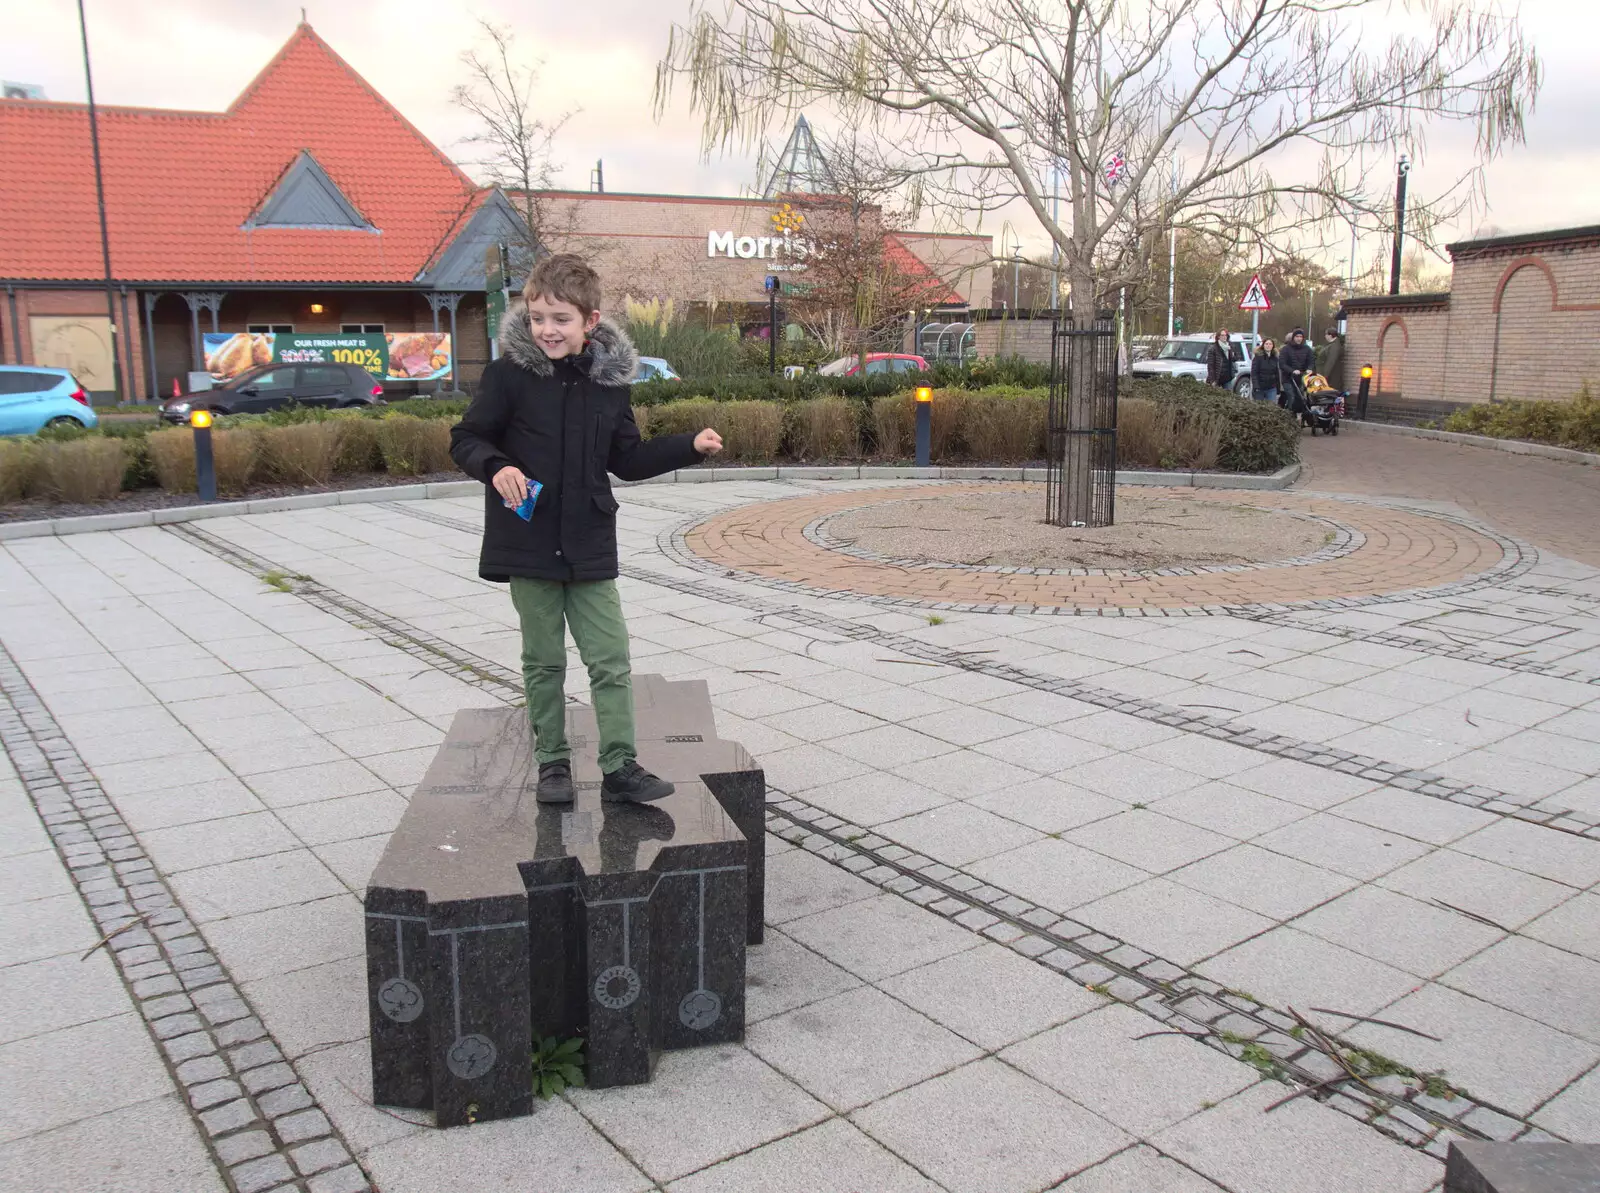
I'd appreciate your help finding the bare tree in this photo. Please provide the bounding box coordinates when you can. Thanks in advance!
[777,132,943,363]
[656,0,1538,522]
[656,0,1537,326]
[452,19,574,265]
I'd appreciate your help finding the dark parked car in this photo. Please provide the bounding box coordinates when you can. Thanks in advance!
[160,362,384,424]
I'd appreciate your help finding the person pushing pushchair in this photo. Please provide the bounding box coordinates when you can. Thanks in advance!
[1278,328,1316,422]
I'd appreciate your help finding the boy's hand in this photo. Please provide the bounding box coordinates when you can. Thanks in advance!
[694,428,724,456]
[492,465,529,506]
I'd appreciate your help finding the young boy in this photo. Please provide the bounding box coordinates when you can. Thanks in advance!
[449,254,722,804]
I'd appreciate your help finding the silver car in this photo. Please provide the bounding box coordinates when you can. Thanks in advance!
[1130,334,1254,398]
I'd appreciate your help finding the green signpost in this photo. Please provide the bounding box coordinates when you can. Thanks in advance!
[485,242,511,346]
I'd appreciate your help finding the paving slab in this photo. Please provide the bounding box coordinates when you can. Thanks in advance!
[852,1058,1131,1193]
[1346,982,1600,1118]
[746,985,981,1111]
[1003,1003,1258,1136]
[0,1013,174,1144]
[568,1044,828,1182]
[363,1097,652,1193]
[879,942,1103,1050]
[1152,1082,1441,1193]
[0,1093,226,1193]
[666,1117,942,1193]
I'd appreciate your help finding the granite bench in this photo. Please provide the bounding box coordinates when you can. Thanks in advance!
[364,675,765,1127]
[1445,1142,1600,1193]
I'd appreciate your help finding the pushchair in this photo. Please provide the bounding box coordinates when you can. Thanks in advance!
[1284,373,1344,435]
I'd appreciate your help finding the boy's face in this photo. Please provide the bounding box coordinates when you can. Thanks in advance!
[527,292,601,359]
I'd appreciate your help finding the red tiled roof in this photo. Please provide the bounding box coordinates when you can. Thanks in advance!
[885,234,965,306]
[0,24,479,285]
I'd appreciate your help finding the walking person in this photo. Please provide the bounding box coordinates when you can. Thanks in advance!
[449,253,724,804]
[1250,338,1280,406]
[1316,327,1345,391]
[1279,326,1316,419]
[1205,328,1237,389]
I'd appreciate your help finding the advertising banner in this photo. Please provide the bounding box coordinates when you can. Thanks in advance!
[203,332,453,382]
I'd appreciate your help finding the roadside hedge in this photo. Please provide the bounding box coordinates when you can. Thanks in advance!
[0,377,1301,509]
[1441,389,1600,452]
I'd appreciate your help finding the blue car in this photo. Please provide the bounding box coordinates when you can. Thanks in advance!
[0,365,99,435]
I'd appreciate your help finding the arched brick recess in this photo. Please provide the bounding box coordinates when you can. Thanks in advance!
[1492,256,1559,314]
[1377,316,1408,396]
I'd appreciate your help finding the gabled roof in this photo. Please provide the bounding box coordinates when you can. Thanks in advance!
[246,150,373,231]
[0,23,481,284]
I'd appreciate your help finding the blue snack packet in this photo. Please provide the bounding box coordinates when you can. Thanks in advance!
[508,478,543,521]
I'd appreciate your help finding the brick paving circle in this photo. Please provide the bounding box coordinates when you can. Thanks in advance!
[681,484,1512,611]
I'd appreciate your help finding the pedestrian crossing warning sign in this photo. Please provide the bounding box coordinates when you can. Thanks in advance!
[1238,274,1271,311]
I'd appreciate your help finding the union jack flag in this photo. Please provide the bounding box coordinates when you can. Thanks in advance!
[1104,153,1129,186]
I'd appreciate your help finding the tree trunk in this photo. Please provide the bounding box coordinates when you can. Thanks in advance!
[1049,265,1109,527]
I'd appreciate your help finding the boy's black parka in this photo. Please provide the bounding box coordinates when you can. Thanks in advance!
[449,300,701,583]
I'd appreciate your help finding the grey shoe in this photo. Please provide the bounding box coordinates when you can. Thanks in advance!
[536,760,576,804]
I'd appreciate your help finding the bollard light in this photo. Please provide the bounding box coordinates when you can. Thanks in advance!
[914,387,933,467]
[191,408,218,502]
[1355,364,1373,421]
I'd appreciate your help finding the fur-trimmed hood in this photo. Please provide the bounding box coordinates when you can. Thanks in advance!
[498,298,639,387]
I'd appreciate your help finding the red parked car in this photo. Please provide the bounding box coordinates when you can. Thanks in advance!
[816,352,929,377]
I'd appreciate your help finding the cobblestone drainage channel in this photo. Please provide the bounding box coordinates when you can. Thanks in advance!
[0,646,372,1193]
[163,517,1573,1162]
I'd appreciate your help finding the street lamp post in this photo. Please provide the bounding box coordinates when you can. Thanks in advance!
[77,0,123,405]
[1389,155,1411,297]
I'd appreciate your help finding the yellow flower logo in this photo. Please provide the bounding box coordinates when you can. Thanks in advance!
[771,203,806,233]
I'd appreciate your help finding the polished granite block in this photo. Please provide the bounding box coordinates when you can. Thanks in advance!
[365,675,763,1125]
[1445,1142,1600,1193]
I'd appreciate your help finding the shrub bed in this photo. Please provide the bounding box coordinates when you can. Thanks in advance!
[1123,378,1299,472]
[1441,391,1600,452]
[0,380,1297,512]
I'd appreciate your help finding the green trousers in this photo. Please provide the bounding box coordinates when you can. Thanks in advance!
[509,577,635,774]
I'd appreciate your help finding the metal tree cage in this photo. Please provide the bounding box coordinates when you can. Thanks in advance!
[1046,313,1118,528]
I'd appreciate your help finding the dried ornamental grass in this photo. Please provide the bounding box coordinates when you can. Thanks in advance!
[786,397,860,460]
[716,400,783,462]
[146,426,259,493]
[211,429,261,496]
[0,439,38,502]
[146,427,198,491]
[962,393,1046,462]
[648,398,720,439]
[32,438,128,503]
[630,405,652,438]
[259,422,342,484]
[375,415,452,475]
[335,415,383,474]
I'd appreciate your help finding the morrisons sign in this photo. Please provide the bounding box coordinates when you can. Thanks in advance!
[707,230,811,270]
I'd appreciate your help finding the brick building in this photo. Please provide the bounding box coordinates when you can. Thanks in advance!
[1340,224,1600,420]
[0,22,989,401]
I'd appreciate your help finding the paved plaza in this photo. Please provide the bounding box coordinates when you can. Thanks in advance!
[1,425,1598,1193]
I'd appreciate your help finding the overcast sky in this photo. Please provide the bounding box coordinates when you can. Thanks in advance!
[6,0,1597,271]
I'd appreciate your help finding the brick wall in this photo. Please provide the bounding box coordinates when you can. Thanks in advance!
[1345,233,1600,409]
[528,192,993,316]
[973,316,1054,364]
[7,288,150,403]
